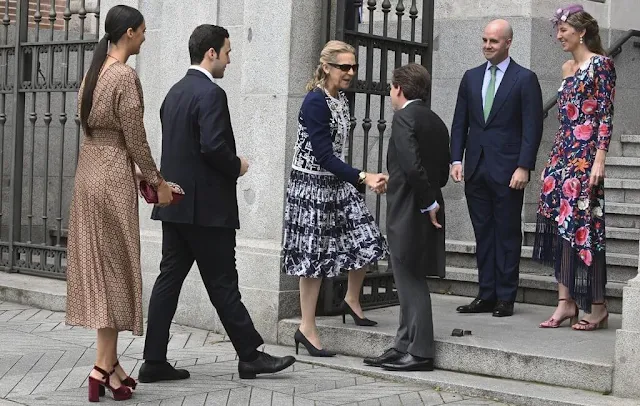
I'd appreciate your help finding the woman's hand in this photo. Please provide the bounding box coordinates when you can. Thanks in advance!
[589,150,607,187]
[589,160,605,187]
[364,173,387,194]
[156,180,174,207]
[134,165,144,182]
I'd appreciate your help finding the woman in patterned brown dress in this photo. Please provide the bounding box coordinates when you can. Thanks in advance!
[65,5,173,402]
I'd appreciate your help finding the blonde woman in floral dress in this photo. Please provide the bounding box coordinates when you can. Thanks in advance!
[534,4,615,331]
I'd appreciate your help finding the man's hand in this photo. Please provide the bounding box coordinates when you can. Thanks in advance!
[370,174,389,194]
[364,173,387,194]
[450,163,463,183]
[239,157,249,176]
[427,203,442,229]
[509,167,529,190]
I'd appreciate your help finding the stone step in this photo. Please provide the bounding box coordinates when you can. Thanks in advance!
[523,223,639,255]
[278,294,619,393]
[607,202,640,228]
[430,266,625,313]
[605,157,640,179]
[604,178,640,204]
[263,347,639,406]
[445,239,638,283]
[0,272,66,311]
[621,134,640,157]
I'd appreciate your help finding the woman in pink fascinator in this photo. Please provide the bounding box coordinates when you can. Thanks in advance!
[534,4,616,331]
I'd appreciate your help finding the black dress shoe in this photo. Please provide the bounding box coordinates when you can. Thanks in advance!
[381,353,434,372]
[493,301,514,317]
[456,298,496,313]
[138,361,190,383]
[363,348,405,367]
[237,351,296,379]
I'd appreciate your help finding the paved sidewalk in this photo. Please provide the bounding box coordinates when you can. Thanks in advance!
[0,301,510,406]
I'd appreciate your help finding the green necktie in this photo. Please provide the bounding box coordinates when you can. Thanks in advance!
[484,65,497,121]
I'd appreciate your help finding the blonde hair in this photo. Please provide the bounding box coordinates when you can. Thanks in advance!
[306,40,356,91]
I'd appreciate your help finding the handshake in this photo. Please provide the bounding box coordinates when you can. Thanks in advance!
[362,172,389,194]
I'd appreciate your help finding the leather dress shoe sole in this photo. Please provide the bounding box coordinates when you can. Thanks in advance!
[381,360,434,372]
[363,349,405,367]
[493,310,514,317]
[238,355,296,379]
[456,305,496,313]
[138,362,190,383]
[380,353,434,372]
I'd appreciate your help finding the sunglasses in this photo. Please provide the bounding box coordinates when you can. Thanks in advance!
[328,63,359,73]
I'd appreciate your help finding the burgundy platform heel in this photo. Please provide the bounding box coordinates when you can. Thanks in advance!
[114,360,137,389]
[98,361,137,397]
[88,365,132,402]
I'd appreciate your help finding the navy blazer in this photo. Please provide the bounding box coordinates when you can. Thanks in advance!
[151,70,241,229]
[450,60,544,185]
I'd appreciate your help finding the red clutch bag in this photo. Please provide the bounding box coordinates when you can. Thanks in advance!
[139,181,185,205]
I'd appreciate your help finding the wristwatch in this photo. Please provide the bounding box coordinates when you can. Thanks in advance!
[358,171,367,184]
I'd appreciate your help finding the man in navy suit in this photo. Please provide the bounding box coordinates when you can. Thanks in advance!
[139,24,295,382]
[450,19,543,317]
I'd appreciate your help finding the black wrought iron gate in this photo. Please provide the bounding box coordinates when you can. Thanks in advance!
[317,0,435,314]
[0,0,99,278]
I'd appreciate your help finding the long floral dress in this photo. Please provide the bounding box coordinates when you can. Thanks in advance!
[533,55,616,312]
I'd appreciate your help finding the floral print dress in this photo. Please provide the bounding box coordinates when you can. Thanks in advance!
[533,55,616,311]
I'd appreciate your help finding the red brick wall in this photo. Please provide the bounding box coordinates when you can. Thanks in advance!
[5,1,68,31]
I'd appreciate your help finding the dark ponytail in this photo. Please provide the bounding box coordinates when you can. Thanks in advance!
[80,5,144,136]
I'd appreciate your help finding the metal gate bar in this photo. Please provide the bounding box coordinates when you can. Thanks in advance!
[0,0,99,278]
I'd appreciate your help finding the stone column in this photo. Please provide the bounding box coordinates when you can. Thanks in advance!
[613,257,640,397]
[610,0,640,397]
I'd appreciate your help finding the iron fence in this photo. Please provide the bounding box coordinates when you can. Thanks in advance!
[0,0,99,278]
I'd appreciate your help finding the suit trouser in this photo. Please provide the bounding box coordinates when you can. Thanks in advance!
[391,255,435,359]
[143,222,264,361]
[465,154,525,302]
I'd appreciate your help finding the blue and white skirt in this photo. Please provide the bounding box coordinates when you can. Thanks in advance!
[281,169,389,278]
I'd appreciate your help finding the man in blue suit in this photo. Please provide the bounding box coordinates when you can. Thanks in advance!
[450,19,543,317]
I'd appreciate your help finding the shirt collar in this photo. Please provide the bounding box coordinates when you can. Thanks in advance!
[188,65,215,83]
[402,99,419,109]
[486,56,511,72]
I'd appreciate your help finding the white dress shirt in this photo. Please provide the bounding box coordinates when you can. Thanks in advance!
[188,65,215,83]
[481,57,511,107]
[452,57,511,167]
[399,99,438,213]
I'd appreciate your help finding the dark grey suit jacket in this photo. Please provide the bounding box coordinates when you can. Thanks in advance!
[386,100,450,277]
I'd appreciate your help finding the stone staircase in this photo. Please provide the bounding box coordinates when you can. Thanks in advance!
[440,134,640,313]
[277,294,628,405]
